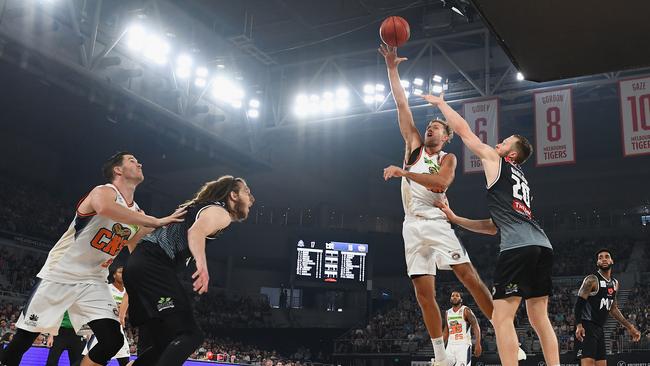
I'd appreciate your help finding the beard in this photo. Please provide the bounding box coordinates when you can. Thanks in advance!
[450,300,461,306]
[597,263,612,271]
[232,200,249,222]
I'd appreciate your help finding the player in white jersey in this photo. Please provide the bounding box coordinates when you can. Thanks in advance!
[379,45,493,366]
[0,152,185,366]
[83,266,131,366]
[443,292,482,366]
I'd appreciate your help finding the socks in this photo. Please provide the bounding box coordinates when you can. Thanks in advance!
[431,337,446,361]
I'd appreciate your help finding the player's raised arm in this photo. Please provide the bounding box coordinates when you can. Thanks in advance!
[379,44,422,155]
[434,200,497,235]
[422,93,500,162]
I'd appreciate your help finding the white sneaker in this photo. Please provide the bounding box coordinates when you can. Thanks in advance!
[430,354,456,366]
[517,346,527,360]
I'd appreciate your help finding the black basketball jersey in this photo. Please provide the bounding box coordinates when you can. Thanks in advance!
[144,201,227,268]
[581,271,618,327]
[486,158,551,252]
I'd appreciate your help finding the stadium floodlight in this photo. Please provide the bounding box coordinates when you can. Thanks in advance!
[516,72,525,81]
[375,83,385,92]
[231,100,242,109]
[405,91,411,98]
[363,84,375,94]
[363,95,375,104]
[432,85,443,94]
[321,99,335,114]
[309,94,320,102]
[249,99,260,108]
[143,35,170,65]
[247,109,259,119]
[374,94,384,102]
[126,25,147,51]
[413,78,424,86]
[217,64,225,69]
[413,88,423,96]
[194,78,207,88]
[233,88,245,100]
[400,80,410,88]
[432,74,443,83]
[323,91,334,100]
[175,54,193,79]
[335,99,349,110]
[196,67,209,78]
[335,87,349,99]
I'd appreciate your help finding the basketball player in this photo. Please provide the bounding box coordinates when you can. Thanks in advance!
[0,152,185,366]
[83,265,131,366]
[379,45,493,366]
[422,93,559,366]
[574,249,640,365]
[123,175,254,366]
[443,291,481,366]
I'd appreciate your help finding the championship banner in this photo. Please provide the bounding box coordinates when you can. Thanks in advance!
[462,98,499,173]
[534,88,576,166]
[619,76,650,156]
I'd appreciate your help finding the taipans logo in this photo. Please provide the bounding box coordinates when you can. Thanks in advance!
[505,283,519,295]
[25,313,39,326]
[90,223,133,257]
[157,297,174,311]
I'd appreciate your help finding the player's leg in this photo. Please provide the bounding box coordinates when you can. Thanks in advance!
[492,297,521,366]
[1,329,41,366]
[80,318,124,366]
[67,328,87,366]
[411,274,450,364]
[155,311,204,366]
[594,361,606,366]
[580,358,597,366]
[451,263,493,320]
[525,296,559,366]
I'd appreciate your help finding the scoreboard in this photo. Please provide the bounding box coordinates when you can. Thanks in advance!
[294,239,368,284]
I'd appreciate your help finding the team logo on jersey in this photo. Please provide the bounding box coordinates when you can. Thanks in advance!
[423,157,441,174]
[607,287,614,295]
[90,223,133,256]
[157,297,175,311]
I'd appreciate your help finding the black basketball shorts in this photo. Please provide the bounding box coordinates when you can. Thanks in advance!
[492,245,553,300]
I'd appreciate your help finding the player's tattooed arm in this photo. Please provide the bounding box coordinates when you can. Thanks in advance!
[465,307,482,357]
[442,312,449,345]
[611,300,641,342]
[577,275,597,300]
[575,275,598,341]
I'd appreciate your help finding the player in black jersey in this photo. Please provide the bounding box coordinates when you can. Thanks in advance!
[423,93,559,366]
[574,249,640,365]
[123,175,254,366]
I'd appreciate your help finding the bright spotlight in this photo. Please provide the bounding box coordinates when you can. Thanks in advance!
[231,100,242,109]
[405,91,411,98]
[194,78,207,88]
[126,25,147,51]
[335,99,349,110]
[363,95,375,104]
[249,99,260,108]
[321,100,335,114]
[413,78,424,86]
[400,80,410,88]
[374,94,384,102]
[363,84,375,94]
[335,88,349,99]
[233,88,245,100]
[432,74,443,83]
[309,94,320,102]
[375,83,385,92]
[413,88,423,96]
[247,109,259,119]
[323,91,334,100]
[296,94,308,103]
[516,72,525,81]
[143,35,170,65]
[196,67,209,78]
[175,55,193,79]
[432,85,443,94]
[176,54,192,67]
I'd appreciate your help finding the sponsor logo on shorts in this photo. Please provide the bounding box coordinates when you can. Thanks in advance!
[112,306,119,317]
[157,297,174,311]
[25,313,39,326]
[505,283,519,295]
[576,349,582,357]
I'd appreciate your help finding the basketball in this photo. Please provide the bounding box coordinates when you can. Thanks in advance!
[380,16,410,47]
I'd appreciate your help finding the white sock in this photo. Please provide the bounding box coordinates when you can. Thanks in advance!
[431,337,446,360]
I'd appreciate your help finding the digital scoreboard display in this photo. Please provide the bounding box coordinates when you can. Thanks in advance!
[295,239,368,284]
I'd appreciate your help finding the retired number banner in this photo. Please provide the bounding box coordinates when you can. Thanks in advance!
[462,98,499,173]
[619,76,650,156]
[534,88,576,166]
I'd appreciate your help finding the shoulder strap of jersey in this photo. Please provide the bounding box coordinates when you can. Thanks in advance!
[486,158,503,189]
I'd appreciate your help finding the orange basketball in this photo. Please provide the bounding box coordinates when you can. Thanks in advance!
[380,16,410,47]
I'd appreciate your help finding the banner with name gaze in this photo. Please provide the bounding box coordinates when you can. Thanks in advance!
[462,98,499,173]
[619,76,650,157]
[534,87,576,166]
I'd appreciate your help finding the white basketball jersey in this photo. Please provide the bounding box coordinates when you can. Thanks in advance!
[109,283,126,307]
[446,306,471,346]
[37,184,140,284]
[401,147,448,219]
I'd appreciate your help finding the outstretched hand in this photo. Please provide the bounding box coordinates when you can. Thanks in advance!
[378,44,407,68]
[421,92,445,107]
[383,165,406,180]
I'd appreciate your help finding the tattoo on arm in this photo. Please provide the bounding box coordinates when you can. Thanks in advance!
[465,308,481,341]
[611,301,632,328]
[578,275,598,299]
